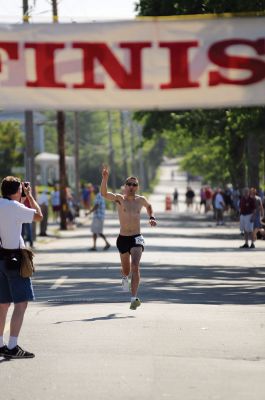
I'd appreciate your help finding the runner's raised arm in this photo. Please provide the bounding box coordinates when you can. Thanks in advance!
[101,165,120,202]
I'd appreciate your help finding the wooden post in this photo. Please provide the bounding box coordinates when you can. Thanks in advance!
[119,111,128,178]
[23,0,36,239]
[107,111,117,192]
[57,111,68,230]
[74,112,80,204]
[52,0,67,229]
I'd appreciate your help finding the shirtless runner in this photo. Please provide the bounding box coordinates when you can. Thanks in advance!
[100,165,157,310]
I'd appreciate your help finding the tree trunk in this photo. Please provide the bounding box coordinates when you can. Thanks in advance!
[57,111,67,230]
[120,111,128,178]
[247,131,260,188]
[107,112,116,192]
[228,132,246,189]
[74,112,80,203]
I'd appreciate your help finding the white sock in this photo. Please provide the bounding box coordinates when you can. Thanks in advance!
[131,297,137,302]
[8,336,18,350]
[0,336,4,347]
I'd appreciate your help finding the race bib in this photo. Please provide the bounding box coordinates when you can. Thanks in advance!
[135,235,145,246]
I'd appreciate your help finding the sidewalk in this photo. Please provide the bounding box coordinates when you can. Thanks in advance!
[1,159,265,400]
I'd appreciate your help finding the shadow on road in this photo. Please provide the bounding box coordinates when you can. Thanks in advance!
[34,260,265,307]
[34,211,265,307]
[53,313,135,324]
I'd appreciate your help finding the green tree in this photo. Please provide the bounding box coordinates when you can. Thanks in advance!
[43,110,161,191]
[0,121,24,179]
[135,0,265,15]
[134,0,265,188]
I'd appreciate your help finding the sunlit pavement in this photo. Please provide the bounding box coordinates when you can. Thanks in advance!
[1,158,265,400]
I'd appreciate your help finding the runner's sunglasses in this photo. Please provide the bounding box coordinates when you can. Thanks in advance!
[126,182,138,187]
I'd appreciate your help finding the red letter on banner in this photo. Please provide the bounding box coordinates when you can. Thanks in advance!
[25,43,66,88]
[160,42,199,89]
[208,39,265,86]
[72,42,151,89]
[0,42,18,72]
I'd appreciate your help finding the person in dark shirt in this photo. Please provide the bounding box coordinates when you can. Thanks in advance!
[185,187,195,210]
[173,188,179,210]
[239,187,256,248]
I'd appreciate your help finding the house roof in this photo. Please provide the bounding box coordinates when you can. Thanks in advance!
[35,152,74,162]
[0,111,46,124]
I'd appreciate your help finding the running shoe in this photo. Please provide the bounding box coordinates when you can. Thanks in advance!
[0,345,8,357]
[4,345,35,359]
[122,276,130,292]
[250,243,255,248]
[130,298,141,310]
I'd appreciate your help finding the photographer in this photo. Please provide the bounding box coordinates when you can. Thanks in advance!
[0,176,42,359]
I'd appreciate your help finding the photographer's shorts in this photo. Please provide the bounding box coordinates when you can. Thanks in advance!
[0,259,35,303]
[116,234,145,254]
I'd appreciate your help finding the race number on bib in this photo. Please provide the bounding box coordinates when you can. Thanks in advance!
[135,235,145,246]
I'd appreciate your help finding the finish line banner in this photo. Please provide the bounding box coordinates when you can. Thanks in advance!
[0,17,264,110]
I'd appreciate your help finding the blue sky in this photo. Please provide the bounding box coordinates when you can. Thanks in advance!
[0,0,137,23]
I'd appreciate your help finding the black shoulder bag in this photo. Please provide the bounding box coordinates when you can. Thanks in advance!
[0,239,21,271]
[0,238,34,277]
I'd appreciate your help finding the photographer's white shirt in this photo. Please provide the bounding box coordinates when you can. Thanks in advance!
[0,198,35,249]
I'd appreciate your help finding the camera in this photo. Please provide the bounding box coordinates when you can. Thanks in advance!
[21,181,30,197]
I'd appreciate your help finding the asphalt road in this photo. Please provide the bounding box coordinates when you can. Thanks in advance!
[1,159,265,400]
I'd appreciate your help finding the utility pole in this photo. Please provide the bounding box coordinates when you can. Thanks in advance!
[128,113,136,176]
[107,111,117,192]
[119,111,128,178]
[23,0,36,239]
[23,0,35,192]
[74,112,80,203]
[52,0,67,230]
[137,124,146,191]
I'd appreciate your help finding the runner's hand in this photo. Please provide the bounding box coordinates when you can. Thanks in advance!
[149,218,157,227]
[102,165,109,179]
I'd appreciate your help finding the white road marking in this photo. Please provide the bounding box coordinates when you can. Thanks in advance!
[50,275,68,290]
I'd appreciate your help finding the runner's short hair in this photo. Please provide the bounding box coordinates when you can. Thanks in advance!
[1,176,21,197]
[125,176,139,184]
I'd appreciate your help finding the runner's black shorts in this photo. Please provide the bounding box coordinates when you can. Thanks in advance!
[116,234,145,254]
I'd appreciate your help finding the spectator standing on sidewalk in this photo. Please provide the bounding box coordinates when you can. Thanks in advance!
[87,186,110,251]
[21,194,34,248]
[100,166,157,310]
[250,187,264,242]
[0,177,43,359]
[173,188,179,210]
[205,186,213,213]
[81,183,90,211]
[185,186,195,211]
[38,189,49,236]
[51,184,60,222]
[239,187,256,249]
[199,186,206,213]
[214,188,225,225]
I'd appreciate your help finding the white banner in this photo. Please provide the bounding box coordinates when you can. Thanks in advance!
[0,17,264,110]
